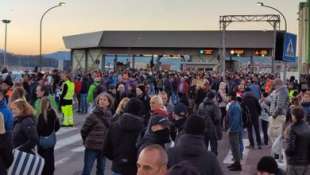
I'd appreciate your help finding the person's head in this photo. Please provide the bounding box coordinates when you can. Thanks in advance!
[185,115,205,135]
[272,79,283,91]
[150,95,164,111]
[173,103,188,120]
[150,116,170,132]
[219,82,226,91]
[10,98,34,117]
[257,156,278,175]
[117,83,125,93]
[137,144,168,175]
[207,91,215,100]
[228,91,237,102]
[95,92,114,110]
[9,87,26,105]
[158,91,169,106]
[136,85,145,97]
[36,85,49,98]
[124,97,143,116]
[291,106,305,123]
[116,97,129,114]
[61,72,70,81]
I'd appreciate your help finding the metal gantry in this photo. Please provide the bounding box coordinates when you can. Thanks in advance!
[219,14,281,76]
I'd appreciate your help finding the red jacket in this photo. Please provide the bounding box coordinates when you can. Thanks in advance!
[74,80,82,94]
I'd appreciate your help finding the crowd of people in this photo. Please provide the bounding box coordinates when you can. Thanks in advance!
[0,67,310,175]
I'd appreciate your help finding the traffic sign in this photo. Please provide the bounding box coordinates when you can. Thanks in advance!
[282,33,297,62]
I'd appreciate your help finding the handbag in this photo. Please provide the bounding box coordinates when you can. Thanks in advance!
[8,149,45,175]
[39,116,57,149]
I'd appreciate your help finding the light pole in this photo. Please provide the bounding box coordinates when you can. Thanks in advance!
[2,19,11,68]
[40,2,65,70]
[257,2,287,76]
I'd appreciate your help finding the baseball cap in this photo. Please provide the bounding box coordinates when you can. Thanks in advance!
[150,116,170,127]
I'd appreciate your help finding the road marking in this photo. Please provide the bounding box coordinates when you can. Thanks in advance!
[71,146,85,153]
[55,157,70,167]
[223,139,250,165]
[56,127,79,136]
[55,134,82,150]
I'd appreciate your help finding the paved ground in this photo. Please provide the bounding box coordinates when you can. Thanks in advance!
[54,113,273,175]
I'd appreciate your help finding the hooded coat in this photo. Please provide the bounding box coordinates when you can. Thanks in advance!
[167,134,223,175]
[103,113,144,175]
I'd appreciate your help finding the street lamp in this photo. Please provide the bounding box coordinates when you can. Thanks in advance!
[2,19,11,68]
[257,2,287,32]
[257,1,288,79]
[39,2,65,70]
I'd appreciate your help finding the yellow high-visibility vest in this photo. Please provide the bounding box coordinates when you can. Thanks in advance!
[63,80,75,100]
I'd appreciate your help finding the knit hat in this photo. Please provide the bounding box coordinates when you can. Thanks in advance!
[124,98,143,116]
[185,115,205,135]
[257,156,278,174]
[150,116,170,127]
[168,161,200,175]
[174,103,188,117]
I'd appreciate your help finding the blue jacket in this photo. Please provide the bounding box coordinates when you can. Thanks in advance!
[249,84,261,99]
[228,101,243,133]
[0,99,13,132]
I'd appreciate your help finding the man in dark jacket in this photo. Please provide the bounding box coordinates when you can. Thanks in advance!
[198,91,221,155]
[242,89,262,149]
[103,98,145,175]
[285,106,310,174]
[167,115,223,175]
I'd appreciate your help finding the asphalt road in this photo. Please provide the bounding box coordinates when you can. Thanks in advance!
[54,112,273,175]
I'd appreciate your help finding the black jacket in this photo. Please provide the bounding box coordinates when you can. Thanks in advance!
[285,121,310,166]
[198,98,222,139]
[0,133,13,175]
[37,108,60,137]
[12,116,39,154]
[167,134,223,175]
[103,113,144,175]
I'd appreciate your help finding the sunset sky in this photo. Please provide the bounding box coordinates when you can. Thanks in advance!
[0,0,301,55]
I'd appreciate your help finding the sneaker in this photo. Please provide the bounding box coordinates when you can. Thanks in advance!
[246,145,254,149]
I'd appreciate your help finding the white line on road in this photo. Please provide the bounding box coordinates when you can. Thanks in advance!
[223,139,250,165]
[71,146,85,153]
[56,127,79,136]
[55,157,70,167]
[55,134,82,150]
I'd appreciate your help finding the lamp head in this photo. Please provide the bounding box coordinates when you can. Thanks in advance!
[58,2,65,6]
[2,19,11,24]
[256,2,264,6]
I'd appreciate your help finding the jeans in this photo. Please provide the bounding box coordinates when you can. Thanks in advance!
[82,148,105,175]
[80,93,88,113]
[261,120,269,145]
[229,132,241,163]
[247,116,262,147]
[205,135,218,155]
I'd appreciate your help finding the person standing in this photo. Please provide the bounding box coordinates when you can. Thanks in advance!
[10,98,38,154]
[37,97,60,175]
[227,92,243,171]
[285,106,310,175]
[81,93,113,175]
[80,74,92,114]
[0,89,13,133]
[103,98,145,175]
[0,113,13,175]
[60,72,75,127]
[260,92,270,145]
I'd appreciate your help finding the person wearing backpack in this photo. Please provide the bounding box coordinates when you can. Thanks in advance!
[103,98,145,175]
[81,92,113,175]
[198,91,221,156]
[37,97,60,175]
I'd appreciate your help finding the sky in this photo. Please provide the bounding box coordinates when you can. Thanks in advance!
[0,0,302,55]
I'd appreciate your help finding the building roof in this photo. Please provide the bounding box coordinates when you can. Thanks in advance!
[63,30,277,49]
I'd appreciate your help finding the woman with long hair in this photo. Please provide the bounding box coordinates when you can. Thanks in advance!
[10,98,38,154]
[81,92,114,175]
[37,97,60,175]
[9,86,27,105]
[112,97,129,122]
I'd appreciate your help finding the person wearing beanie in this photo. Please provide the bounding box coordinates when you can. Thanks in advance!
[103,98,145,175]
[167,115,223,175]
[171,102,188,141]
[256,156,285,175]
